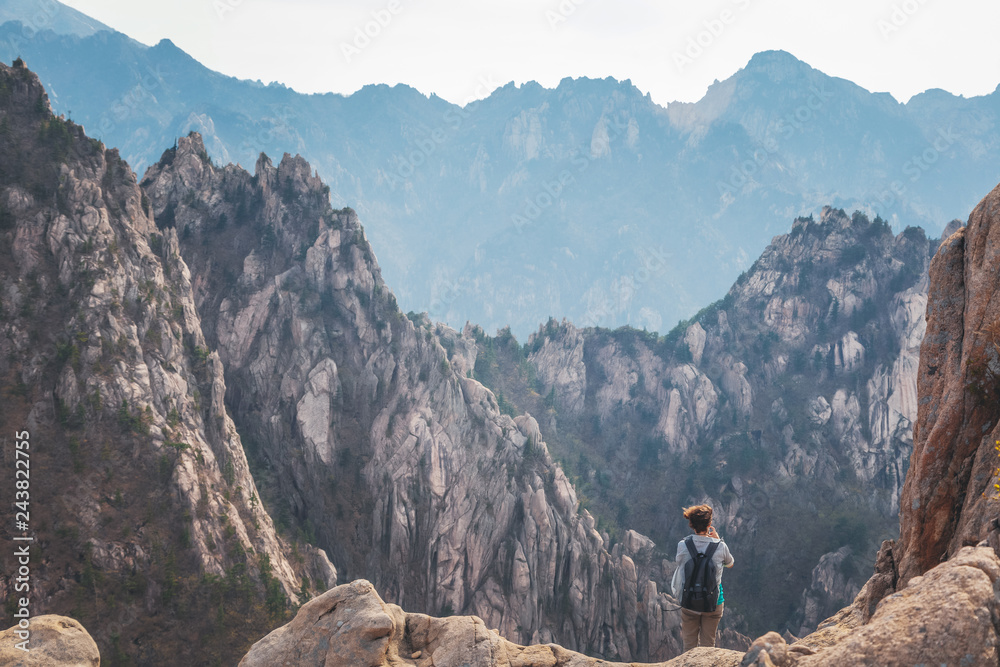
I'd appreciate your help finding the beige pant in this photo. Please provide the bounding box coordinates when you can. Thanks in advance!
[680,603,724,652]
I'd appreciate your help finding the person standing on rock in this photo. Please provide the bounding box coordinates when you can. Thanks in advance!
[670,504,735,652]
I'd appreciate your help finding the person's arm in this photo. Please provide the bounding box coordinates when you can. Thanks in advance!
[671,540,688,599]
[709,526,734,568]
[670,561,683,599]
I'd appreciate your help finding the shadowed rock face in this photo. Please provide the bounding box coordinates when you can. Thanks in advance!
[894,181,1000,586]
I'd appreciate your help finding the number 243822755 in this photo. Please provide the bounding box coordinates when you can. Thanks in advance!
[14,431,29,525]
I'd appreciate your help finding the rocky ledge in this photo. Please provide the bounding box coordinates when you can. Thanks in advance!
[744,546,999,666]
[239,544,999,666]
[6,544,997,667]
[237,579,743,667]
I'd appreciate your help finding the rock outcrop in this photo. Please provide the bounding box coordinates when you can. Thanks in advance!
[835,183,1000,627]
[140,133,686,661]
[893,183,1000,584]
[240,579,745,667]
[0,616,100,667]
[743,546,1000,667]
[737,182,1000,666]
[244,543,999,667]
[529,319,588,418]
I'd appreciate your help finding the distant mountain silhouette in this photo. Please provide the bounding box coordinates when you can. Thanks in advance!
[0,0,111,39]
[1,2,997,337]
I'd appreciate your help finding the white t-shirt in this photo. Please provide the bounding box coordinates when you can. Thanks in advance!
[670,534,734,601]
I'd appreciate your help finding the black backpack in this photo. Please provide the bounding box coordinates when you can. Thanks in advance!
[681,536,720,613]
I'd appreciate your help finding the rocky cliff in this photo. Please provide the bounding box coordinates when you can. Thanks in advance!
[0,61,335,664]
[851,181,1000,609]
[474,208,940,636]
[738,182,1000,662]
[139,132,692,661]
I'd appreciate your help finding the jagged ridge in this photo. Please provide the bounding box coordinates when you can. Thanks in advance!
[475,207,938,636]
[0,60,335,664]
[140,132,688,661]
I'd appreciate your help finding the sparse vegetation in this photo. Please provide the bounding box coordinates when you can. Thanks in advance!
[969,320,1000,408]
[987,440,1000,500]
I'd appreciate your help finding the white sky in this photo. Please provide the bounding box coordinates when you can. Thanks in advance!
[59,0,1000,106]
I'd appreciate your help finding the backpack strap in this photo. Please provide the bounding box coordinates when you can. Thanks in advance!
[684,536,700,561]
[685,537,721,562]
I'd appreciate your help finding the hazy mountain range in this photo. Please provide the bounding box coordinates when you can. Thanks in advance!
[0,0,997,339]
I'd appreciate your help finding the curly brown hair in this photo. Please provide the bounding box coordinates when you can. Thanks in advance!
[683,504,713,533]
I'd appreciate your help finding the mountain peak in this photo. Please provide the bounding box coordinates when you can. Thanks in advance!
[741,49,811,80]
[746,49,804,66]
[554,75,649,101]
[0,57,50,115]
[354,81,426,101]
[177,130,206,155]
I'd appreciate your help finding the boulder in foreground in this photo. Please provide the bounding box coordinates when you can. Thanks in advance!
[239,578,743,666]
[745,546,1000,666]
[0,615,99,667]
[244,545,1000,667]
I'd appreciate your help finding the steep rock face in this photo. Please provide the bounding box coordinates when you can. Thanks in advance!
[792,547,861,637]
[141,133,685,661]
[890,182,1000,586]
[494,208,937,636]
[528,319,587,418]
[784,183,1000,666]
[0,62,333,664]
